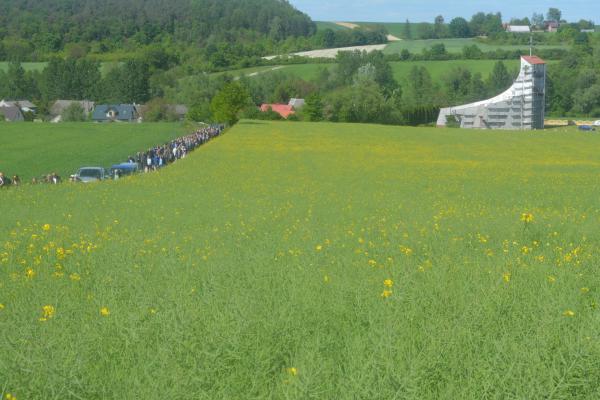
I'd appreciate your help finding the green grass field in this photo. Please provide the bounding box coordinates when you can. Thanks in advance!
[2,120,600,398]
[384,38,567,54]
[0,62,48,72]
[0,122,185,180]
[220,60,521,83]
[0,61,118,75]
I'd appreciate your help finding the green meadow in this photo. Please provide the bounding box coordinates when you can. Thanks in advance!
[221,60,521,83]
[2,120,600,398]
[384,38,567,54]
[0,122,184,180]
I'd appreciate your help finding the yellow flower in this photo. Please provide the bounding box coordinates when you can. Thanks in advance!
[563,310,575,317]
[0,303,5,311]
[39,305,55,322]
[100,307,110,317]
[42,224,51,231]
[383,279,393,288]
[287,367,298,376]
[503,272,511,283]
[69,273,81,281]
[381,290,393,298]
[5,393,16,400]
[581,287,590,294]
[520,213,534,223]
[315,245,322,251]
[547,275,556,283]
[323,275,330,283]
[25,268,35,279]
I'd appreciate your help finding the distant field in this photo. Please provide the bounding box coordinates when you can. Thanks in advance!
[0,61,118,75]
[390,59,520,82]
[0,62,47,72]
[315,21,350,31]
[385,38,567,54]
[0,123,184,180]
[2,120,600,398]
[218,60,522,83]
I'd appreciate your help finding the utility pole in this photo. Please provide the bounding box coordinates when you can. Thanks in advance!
[529,34,533,56]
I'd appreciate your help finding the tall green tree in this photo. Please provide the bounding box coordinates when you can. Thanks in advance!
[303,93,324,121]
[210,82,251,125]
[449,17,471,38]
[547,8,562,22]
[403,20,412,39]
[487,61,513,93]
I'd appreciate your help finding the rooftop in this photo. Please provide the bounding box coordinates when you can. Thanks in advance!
[522,55,546,65]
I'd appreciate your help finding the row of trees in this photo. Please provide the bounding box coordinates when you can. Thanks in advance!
[0,59,152,113]
[403,8,594,40]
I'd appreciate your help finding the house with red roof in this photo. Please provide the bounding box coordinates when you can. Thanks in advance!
[260,103,295,119]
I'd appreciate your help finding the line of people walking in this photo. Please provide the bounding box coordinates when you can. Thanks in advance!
[0,124,225,189]
[131,125,224,172]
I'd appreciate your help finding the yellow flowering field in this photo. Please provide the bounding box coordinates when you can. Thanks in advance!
[1,120,600,398]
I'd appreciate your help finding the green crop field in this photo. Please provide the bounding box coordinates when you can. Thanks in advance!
[0,62,48,72]
[0,122,185,180]
[315,21,350,31]
[384,38,567,54]
[219,60,521,84]
[2,120,600,398]
[0,61,118,75]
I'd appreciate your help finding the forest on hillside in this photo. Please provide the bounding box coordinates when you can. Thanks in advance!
[0,0,316,59]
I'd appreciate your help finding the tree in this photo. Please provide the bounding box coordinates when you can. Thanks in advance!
[302,93,324,121]
[449,17,471,38]
[210,82,251,125]
[62,103,86,122]
[403,20,412,39]
[532,13,544,28]
[434,15,446,38]
[487,61,513,93]
[403,66,436,107]
[547,8,562,22]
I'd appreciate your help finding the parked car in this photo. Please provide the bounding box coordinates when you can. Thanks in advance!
[110,163,139,179]
[593,120,600,126]
[577,125,596,132]
[76,167,109,182]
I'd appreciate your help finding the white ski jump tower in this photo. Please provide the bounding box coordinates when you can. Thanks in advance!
[437,56,546,130]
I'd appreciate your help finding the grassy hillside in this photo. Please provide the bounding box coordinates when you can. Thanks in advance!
[2,120,600,398]
[0,62,48,72]
[0,122,184,180]
[384,38,567,54]
[219,60,521,83]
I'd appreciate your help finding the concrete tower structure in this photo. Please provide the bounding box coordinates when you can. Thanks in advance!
[437,56,546,130]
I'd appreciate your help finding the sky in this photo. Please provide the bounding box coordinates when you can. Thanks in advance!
[288,0,598,23]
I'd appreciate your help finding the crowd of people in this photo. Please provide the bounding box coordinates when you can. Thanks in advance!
[0,124,225,189]
[130,125,224,172]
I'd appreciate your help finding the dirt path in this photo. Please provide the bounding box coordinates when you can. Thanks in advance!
[335,22,360,29]
[263,44,388,60]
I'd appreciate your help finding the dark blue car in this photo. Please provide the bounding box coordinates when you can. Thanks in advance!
[110,163,139,179]
[578,125,596,131]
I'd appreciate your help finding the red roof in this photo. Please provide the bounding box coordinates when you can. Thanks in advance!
[260,104,295,118]
[522,55,546,65]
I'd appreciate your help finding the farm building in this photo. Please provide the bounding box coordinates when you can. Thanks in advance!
[0,105,24,122]
[437,56,546,130]
[0,99,37,114]
[506,25,531,33]
[50,100,95,122]
[260,104,295,119]
[289,98,305,109]
[92,104,140,122]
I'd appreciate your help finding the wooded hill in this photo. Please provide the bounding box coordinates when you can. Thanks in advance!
[0,0,316,56]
